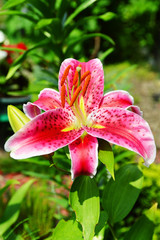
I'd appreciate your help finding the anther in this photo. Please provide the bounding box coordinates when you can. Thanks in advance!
[73,69,78,85]
[70,85,82,107]
[61,85,66,108]
[82,75,91,96]
[61,65,71,86]
[81,71,91,83]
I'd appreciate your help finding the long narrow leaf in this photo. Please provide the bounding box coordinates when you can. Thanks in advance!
[0,10,37,22]
[64,0,97,26]
[65,33,114,57]
[0,180,19,197]
[0,179,34,236]
[99,48,114,62]
[2,0,26,10]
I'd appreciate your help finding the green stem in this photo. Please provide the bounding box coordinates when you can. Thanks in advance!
[47,155,70,175]
[108,223,118,240]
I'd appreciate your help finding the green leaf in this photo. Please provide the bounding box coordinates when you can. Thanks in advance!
[98,139,115,180]
[69,176,100,240]
[65,33,114,57]
[0,180,19,197]
[6,39,50,79]
[2,0,26,9]
[52,219,83,240]
[94,211,108,240]
[124,203,157,240]
[0,179,34,236]
[35,18,54,29]
[0,10,37,22]
[99,48,114,62]
[64,0,97,26]
[99,12,116,21]
[6,63,21,80]
[102,164,143,225]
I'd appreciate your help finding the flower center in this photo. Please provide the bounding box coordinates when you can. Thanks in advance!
[60,65,91,125]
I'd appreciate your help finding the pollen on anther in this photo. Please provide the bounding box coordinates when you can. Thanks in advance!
[73,69,79,85]
[61,65,71,86]
[61,85,66,108]
[81,71,91,83]
[70,85,82,107]
[82,75,91,96]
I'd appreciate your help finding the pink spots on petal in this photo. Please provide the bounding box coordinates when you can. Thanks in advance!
[100,90,134,109]
[83,59,104,114]
[85,107,156,166]
[5,108,83,159]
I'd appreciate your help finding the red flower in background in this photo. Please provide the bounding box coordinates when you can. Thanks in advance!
[2,42,27,64]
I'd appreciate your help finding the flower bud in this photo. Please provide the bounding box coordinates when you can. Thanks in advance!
[7,105,30,132]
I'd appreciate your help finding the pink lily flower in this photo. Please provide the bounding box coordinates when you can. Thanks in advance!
[5,58,156,179]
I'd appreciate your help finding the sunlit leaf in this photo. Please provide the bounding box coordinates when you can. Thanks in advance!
[102,164,143,225]
[99,12,116,21]
[52,219,83,240]
[0,179,34,236]
[35,18,54,29]
[98,139,115,180]
[69,176,100,240]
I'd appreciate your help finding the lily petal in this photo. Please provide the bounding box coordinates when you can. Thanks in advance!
[127,105,143,116]
[84,107,156,166]
[59,58,104,113]
[82,59,104,114]
[23,88,61,118]
[99,90,134,108]
[69,134,98,179]
[23,102,41,119]
[5,108,83,159]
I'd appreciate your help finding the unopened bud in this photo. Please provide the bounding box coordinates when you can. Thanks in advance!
[8,105,30,133]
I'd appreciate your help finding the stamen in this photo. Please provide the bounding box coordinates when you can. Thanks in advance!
[82,75,91,96]
[70,85,82,107]
[81,71,91,83]
[61,65,71,86]
[61,85,66,108]
[73,69,78,85]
